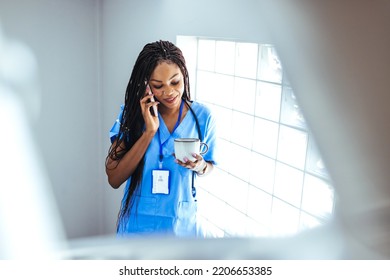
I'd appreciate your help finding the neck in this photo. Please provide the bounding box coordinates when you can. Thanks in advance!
[159,99,186,133]
[160,99,184,117]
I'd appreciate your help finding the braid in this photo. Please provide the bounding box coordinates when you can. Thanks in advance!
[105,40,191,231]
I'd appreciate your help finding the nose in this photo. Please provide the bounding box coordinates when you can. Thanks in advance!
[163,86,174,95]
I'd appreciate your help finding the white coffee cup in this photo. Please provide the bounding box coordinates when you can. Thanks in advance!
[174,138,208,162]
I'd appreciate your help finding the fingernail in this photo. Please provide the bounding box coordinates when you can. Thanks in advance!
[183,157,189,162]
[192,153,197,157]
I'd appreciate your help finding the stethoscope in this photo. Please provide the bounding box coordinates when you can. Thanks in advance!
[185,100,202,140]
[184,99,202,199]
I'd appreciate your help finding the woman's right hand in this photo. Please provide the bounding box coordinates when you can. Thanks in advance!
[140,87,160,134]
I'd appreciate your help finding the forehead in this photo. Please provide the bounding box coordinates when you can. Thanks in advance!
[151,61,181,79]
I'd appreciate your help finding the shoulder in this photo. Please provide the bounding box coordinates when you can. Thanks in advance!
[189,101,217,129]
[190,101,213,116]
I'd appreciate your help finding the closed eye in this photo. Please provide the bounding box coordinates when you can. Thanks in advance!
[151,80,180,89]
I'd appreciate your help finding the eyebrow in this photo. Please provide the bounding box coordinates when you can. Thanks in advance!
[150,73,179,83]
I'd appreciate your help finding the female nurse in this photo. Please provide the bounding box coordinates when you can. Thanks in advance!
[105,40,217,237]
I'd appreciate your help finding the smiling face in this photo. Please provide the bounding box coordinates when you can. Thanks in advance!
[149,61,185,113]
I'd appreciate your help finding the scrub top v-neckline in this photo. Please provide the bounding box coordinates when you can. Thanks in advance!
[157,101,190,144]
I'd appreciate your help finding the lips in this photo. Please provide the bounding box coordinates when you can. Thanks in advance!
[164,95,178,104]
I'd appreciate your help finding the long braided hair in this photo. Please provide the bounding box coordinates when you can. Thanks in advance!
[106,40,191,231]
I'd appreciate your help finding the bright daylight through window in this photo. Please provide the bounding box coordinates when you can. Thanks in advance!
[177,36,335,238]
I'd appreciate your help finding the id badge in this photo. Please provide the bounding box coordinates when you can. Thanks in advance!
[152,170,170,194]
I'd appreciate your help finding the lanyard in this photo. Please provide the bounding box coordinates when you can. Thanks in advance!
[157,100,184,169]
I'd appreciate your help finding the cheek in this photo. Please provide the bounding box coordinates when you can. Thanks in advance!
[176,82,185,93]
[152,88,164,95]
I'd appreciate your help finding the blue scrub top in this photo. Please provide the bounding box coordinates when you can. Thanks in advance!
[109,101,217,237]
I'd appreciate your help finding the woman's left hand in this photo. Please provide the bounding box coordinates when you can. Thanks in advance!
[174,153,207,173]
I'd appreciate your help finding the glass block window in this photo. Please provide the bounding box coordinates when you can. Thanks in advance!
[177,36,335,238]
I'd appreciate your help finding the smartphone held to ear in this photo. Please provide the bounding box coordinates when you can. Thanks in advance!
[146,84,158,117]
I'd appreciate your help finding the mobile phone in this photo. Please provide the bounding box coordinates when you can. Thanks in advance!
[146,84,158,117]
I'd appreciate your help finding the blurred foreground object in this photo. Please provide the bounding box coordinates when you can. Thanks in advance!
[262,0,390,258]
[0,23,66,259]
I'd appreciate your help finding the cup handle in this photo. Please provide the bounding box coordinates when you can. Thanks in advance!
[199,142,209,155]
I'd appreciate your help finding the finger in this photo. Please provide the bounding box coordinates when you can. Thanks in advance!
[191,153,203,161]
[144,83,152,96]
[174,157,193,168]
[144,102,159,113]
[183,157,197,169]
[174,158,186,167]
[140,96,159,110]
[140,94,153,103]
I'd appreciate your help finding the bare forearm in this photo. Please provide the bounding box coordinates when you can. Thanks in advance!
[106,131,155,188]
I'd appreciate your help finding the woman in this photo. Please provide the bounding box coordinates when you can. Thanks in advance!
[106,40,217,237]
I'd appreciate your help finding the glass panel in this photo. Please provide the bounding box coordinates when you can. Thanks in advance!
[301,174,334,219]
[223,175,249,213]
[273,162,304,207]
[244,218,270,237]
[270,198,300,236]
[199,168,229,200]
[231,111,253,149]
[196,189,215,218]
[197,39,215,71]
[176,36,198,94]
[229,143,251,182]
[193,37,335,239]
[281,86,307,129]
[215,40,235,75]
[235,42,258,79]
[255,81,282,122]
[199,195,228,230]
[217,139,233,173]
[277,125,308,170]
[233,77,256,114]
[197,215,225,238]
[214,73,234,109]
[212,106,232,141]
[306,134,330,179]
[299,212,322,232]
[223,206,249,236]
[249,151,275,194]
[196,70,215,102]
[247,185,272,226]
[257,45,282,83]
[252,117,279,158]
